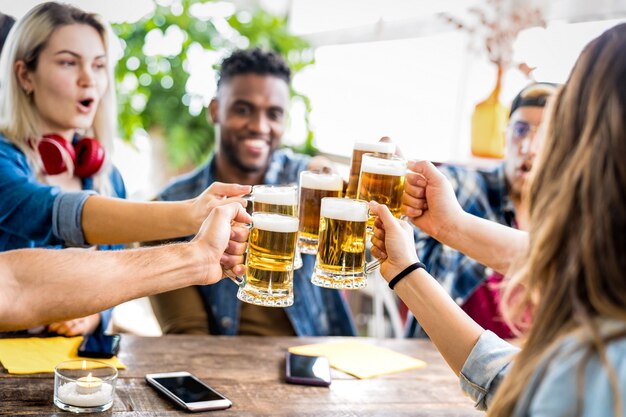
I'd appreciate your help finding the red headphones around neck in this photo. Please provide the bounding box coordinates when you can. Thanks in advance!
[38,134,105,178]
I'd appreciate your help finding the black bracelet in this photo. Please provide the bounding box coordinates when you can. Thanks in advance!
[388,262,426,290]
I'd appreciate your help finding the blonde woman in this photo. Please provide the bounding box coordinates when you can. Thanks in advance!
[0,3,249,335]
[371,23,626,416]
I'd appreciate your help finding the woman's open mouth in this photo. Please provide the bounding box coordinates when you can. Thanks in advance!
[77,98,95,113]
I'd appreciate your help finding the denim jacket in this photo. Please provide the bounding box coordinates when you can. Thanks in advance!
[461,320,626,416]
[407,164,516,337]
[158,149,357,336]
[0,134,126,332]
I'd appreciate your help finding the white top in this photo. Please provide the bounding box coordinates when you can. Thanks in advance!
[252,185,298,205]
[320,198,368,222]
[252,212,299,233]
[360,154,406,176]
[353,141,397,154]
[300,172,343,191]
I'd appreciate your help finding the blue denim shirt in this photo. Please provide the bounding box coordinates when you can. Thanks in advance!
[461,320,626,416]
[0,134,126,332]
[158,149,357,336]
[407,164,516,337]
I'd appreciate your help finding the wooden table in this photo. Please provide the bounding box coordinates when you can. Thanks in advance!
[0,336,482,416]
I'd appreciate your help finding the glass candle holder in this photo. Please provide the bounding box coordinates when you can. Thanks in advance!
[54,360,118,413]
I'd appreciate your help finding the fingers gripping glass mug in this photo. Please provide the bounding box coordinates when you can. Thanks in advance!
[297,171,343,255]
[311,198,379,289]
[356,153,407,232]
[345,142,397,199]
[249,184,303,270]
[235,212,299,307]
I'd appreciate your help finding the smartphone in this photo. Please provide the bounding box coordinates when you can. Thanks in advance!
[145,371,232,412]
[77,333,121,359]
[285,352,331,387]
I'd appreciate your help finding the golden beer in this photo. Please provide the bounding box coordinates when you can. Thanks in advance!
[251,184,298,216]
[239,213,299,307]
[251,184,301,269]
[345,142,396,198]
[311,198,369,289]
[298,171,343,255]
[357,153,406,231]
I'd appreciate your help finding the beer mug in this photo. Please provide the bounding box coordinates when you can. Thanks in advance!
[297,171,343,255]
[357,153,407,231]
[237,212,299,307]
[311,198,374,289]
[345,142,397,198]
[250,184,303,270]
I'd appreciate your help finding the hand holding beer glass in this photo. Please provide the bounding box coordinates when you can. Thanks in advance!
[311,198,370,289]
[236,212,299,307]
[297,171,343,255]
[250,184,303,270]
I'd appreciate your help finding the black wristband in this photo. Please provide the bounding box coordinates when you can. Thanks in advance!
[388,262,426,290]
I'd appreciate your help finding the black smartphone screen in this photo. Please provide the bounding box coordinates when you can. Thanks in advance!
[286,353,331,386]
[153,376,225,403]
[77,333,120,358]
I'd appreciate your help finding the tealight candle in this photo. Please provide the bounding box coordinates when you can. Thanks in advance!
[76,373,102,395]
[54,360,117,413]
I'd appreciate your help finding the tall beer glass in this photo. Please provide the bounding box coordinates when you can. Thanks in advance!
[312,198,369,289]
[251,184,302,270]
[357,153,406,231]
[345,142,396,198]
[238,213,299,307]
[297,171,343,255]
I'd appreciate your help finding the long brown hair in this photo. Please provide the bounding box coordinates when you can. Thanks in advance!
[492,23,626,417]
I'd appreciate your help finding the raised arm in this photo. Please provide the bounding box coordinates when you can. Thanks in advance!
[402,160,528,275]
[370,201,484,374]
[0,203,250,331]
[81,182,251,244]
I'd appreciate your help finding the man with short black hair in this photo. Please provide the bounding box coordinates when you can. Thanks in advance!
[151,48,356,337]
[408,83,558,338]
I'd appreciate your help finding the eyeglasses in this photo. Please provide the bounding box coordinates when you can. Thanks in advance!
[509,121,540,143]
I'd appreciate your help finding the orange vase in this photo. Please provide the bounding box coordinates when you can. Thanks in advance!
[471,66,507,158]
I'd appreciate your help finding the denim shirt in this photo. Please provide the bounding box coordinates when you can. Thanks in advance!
[461,320,626,416]
[0,134,126,332]
[158,149,357,336]
[407,164,516,337]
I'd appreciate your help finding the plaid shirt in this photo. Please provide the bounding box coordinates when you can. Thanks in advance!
[407,163,516,337]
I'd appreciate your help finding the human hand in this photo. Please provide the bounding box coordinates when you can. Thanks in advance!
[191,202,251,284]
[402,160,464,241]
[191,182,251,231]
[369,201,419,282]
[48,314,101,336]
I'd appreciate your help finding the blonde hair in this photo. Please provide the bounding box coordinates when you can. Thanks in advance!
[0,2,118,195]
[492,23,626,417]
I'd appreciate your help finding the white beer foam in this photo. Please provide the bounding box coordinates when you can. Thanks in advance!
[360,156,406,176]
[300,172,343,191]
[252,213,299,233]
[253,186,297,205]
[354,141,396,154]
[320,198,368,222]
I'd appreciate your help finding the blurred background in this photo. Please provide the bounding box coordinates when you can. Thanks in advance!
[2,0,625,335]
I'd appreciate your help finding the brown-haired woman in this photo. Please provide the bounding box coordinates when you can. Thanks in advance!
[370,22,626,417]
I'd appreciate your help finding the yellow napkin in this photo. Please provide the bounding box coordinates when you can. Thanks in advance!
[289,340,426,379]
[0,337,125,374]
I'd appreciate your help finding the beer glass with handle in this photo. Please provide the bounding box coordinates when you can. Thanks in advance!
[312,198,371,289]
[297,171,343,255]
[237,212,299,307]
[250,184,303,270]
[356,153,407,232]
[345,142,396,199]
